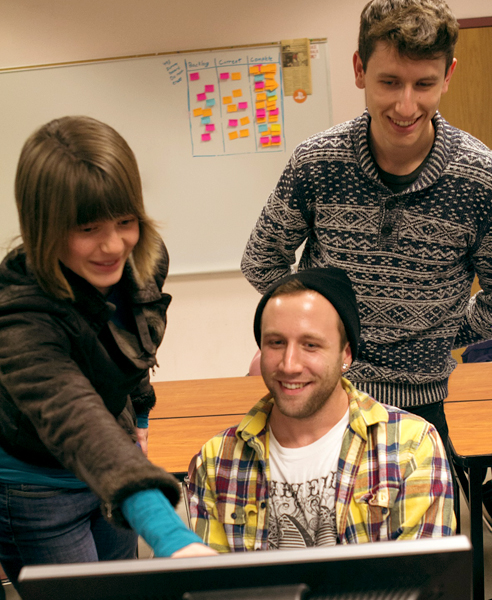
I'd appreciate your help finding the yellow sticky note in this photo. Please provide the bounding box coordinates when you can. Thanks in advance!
[229,131,239,140]
[240,116,250,126]
[267,94,278,102]
[239,128,249,138]
[223,96,232,105]
[271,124,281,132]
[227,104,238,113]
[249,65,261,74]
[256,93,267,101]
[193,108,203,117]
[231,72,241,80]
[232,89,242,98]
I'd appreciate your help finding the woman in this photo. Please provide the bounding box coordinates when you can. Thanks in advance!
[0,116,213,589]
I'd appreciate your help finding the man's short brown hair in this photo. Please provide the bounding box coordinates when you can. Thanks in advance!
[358,0,459,71]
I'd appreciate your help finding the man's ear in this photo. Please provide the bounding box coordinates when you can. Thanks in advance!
[441,57,457,94]
[353,51,366,90]
[342,342,353,369]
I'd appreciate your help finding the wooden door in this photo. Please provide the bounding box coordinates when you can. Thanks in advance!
[438,18,492,362]
[439,19,492,149]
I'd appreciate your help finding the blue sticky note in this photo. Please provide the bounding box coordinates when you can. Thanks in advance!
[201,116,211,125]
[267,90,276,98]
[258,124,268,133]
[205,98,216,107]
[254,74,265,82]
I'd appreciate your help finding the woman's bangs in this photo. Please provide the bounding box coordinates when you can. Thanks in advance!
[74,171,137,226]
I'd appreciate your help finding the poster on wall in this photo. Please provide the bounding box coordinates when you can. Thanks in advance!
[183,48,285,157]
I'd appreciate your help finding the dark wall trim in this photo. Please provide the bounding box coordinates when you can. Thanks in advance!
[458,17,492,29]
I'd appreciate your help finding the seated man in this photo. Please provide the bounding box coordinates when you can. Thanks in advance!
[187,268,455,552]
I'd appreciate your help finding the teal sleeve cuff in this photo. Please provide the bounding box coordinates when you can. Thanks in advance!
[136,415,149,428]
[121,489,202,556]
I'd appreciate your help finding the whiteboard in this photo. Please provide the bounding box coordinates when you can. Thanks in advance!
[0,43,332,274]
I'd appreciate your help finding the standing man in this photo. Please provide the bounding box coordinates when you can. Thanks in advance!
[241,0,492,447]
[187,268,455,551]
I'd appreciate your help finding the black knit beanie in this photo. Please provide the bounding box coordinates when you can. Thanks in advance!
[253,267,360,358]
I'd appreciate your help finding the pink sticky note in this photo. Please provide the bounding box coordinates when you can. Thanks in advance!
[256,109,266,118]
[269,108,279,116]
[220,72,230,80]
[201,133,211,142]
[197,92,206,102]
[271,135,281,144]
[205,124,215,132]
[228,119,238,127]
[238,102,248,110]
[260,136,270,145]
[255,81,265,90]
[190,72,200,81]
[205,84,215,93]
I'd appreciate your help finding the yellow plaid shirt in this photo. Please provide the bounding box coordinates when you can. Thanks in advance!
[187,379,456,552]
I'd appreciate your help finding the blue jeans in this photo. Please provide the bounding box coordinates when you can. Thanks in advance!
[0,483,137,589]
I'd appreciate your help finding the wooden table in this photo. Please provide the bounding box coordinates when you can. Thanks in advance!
[444,362,492,600]
[148,376,268,475]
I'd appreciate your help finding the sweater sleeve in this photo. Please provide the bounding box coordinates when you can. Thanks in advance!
[454,222,492,349]
[241,153,312,293]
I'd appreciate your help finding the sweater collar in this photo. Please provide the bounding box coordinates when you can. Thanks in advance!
[353,109,457,192]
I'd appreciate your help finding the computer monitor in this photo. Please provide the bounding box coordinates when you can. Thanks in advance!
[18,535,472,600]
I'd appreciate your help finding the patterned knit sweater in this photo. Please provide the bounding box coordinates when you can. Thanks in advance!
[241,111,492,408]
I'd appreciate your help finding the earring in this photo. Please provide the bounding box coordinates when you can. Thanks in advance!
[342,363,349,371]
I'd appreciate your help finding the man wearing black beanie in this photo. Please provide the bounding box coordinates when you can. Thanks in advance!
[188,267,455,552]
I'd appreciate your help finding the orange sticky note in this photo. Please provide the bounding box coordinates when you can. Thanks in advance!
[249,65,261,74]
[261,64,277,74]
[239,128,249,138]
[268,114,278,123]
[240,116,250,126]
[265,82,278,91]
[256,93,267,101]
[231,72,241,80]
[223,96,232,105]
[232,89,242,98]
[227,104,238,112]
[229,131,239,140]
[266,101,277,109]
[256,117,266,124]
[256,101,266,109]
[202,108,213,117]
[193,108,203,117]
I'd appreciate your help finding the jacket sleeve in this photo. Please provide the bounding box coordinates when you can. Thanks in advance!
[186,448,232,552]
[454,223,492,349]
[0,313,180,526]
[241,154,312,293]
[390,423,456,540]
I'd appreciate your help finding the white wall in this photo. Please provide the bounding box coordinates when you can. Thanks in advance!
[1,0,490,381]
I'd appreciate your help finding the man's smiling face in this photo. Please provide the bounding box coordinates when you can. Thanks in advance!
[353,41,456,168]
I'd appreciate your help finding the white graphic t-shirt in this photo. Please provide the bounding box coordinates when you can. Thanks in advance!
[268,409,349,549]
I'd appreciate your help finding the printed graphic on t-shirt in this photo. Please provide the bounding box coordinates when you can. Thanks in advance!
[267,472,337,549]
